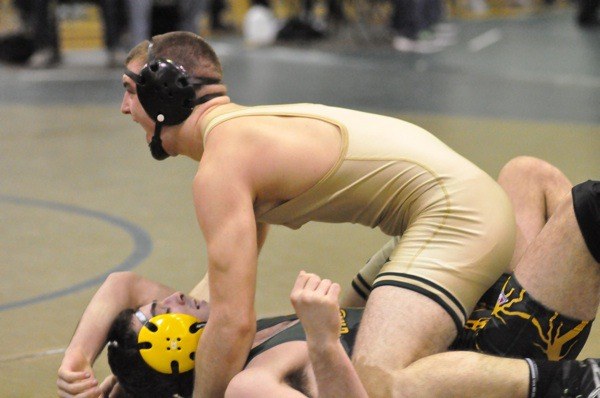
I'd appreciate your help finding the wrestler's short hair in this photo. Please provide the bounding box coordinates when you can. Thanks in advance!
[106,309,194,398]
[125,31,223,81]
[125,40,150,66]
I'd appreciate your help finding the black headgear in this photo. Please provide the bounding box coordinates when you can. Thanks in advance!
[125,43,223,161]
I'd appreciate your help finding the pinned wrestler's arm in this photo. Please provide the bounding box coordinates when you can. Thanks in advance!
[57,272,176,397]
[291,271,369,398]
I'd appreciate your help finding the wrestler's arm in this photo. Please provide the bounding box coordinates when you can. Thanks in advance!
[257,221,270,252]
[186,225,262,304]
[57,272,175,397]
[291,271,369,398]
[193,140,262,397]
[189,272,210,302]
[188,220,267,302]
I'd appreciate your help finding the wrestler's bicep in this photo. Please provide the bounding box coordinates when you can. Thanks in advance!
[193,160,258,313]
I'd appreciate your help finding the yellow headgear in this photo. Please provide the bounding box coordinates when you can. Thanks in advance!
[136,311,205,374]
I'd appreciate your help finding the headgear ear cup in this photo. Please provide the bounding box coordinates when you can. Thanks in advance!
[136,59,198,126]
[125,39,224,161]
[137,313,205,374]
[132,58,199,161]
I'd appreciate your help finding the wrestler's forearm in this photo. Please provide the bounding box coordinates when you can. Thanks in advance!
[194,256,256,397]
[307,340,369,398]
[193,257,257,397]
[194,317,255,397]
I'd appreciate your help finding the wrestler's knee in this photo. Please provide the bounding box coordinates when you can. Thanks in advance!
[572,180,600,263]
[352,355,419,398]
[352,343,420,398]
[498,156,563,185]
[352,355,396,397]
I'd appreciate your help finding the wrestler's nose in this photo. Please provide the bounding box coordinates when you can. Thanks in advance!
[120,92,131,114]
[163,291,186,305]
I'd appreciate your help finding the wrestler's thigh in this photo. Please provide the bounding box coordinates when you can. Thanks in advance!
[353,286,456,370]
[515,193,600,320]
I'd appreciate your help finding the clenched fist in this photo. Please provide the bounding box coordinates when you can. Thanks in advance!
[290,270,342,347]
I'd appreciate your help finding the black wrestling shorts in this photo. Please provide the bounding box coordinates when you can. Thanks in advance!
[573,180,600,263]
[450,274,593,361]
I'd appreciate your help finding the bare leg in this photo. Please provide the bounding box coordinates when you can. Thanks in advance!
[352,287,457,396]
[352,161,598,397]
[390,184,599,397]
[515,191,600,320]
[497,156,572,272]
[353,287,532,398]
[391,351,530,398]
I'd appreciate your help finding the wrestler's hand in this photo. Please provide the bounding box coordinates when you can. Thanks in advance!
[57,348,101,398]
[99,374,125,398]
[290,270,342,346]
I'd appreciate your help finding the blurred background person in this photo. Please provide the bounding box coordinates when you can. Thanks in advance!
[576,0,599,27]
[14,0,126,68]
[391,0,456,53]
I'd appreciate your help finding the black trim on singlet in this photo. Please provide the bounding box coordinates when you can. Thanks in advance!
[256,314,298,332]
[373,272,466,333]
[247,309,363,365]
[351,281,368,300]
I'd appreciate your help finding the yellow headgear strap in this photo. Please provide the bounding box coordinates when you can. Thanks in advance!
[136,311,205,374]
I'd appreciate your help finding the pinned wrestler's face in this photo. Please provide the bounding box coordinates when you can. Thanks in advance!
[121,59,155,144]
[133,292,210,333]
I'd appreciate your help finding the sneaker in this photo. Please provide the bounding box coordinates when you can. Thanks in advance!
[434,23,458,37]
[433,23,458,45]
[28,47,61,69]
[547,359,600,398]
[419,28,457,48]
[392,35,443,54]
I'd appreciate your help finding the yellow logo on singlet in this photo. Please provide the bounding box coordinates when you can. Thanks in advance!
[340,309,349,334]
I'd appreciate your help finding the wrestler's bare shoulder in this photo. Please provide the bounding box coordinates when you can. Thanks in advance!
[203,115,342,202]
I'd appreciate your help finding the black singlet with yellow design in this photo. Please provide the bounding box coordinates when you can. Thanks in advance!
[247,308,363,364]
[451,274,593,361]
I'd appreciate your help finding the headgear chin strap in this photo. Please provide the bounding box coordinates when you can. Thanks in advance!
[125,43,224,161]
[148,122,169,161]
[136,311,205,374]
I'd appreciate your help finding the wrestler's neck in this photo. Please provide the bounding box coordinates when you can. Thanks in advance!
[174,94,231,161]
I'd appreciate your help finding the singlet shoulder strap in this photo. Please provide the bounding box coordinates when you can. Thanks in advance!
[201,103,325,146]
[200,103,247,144]
[256,314,298,332]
